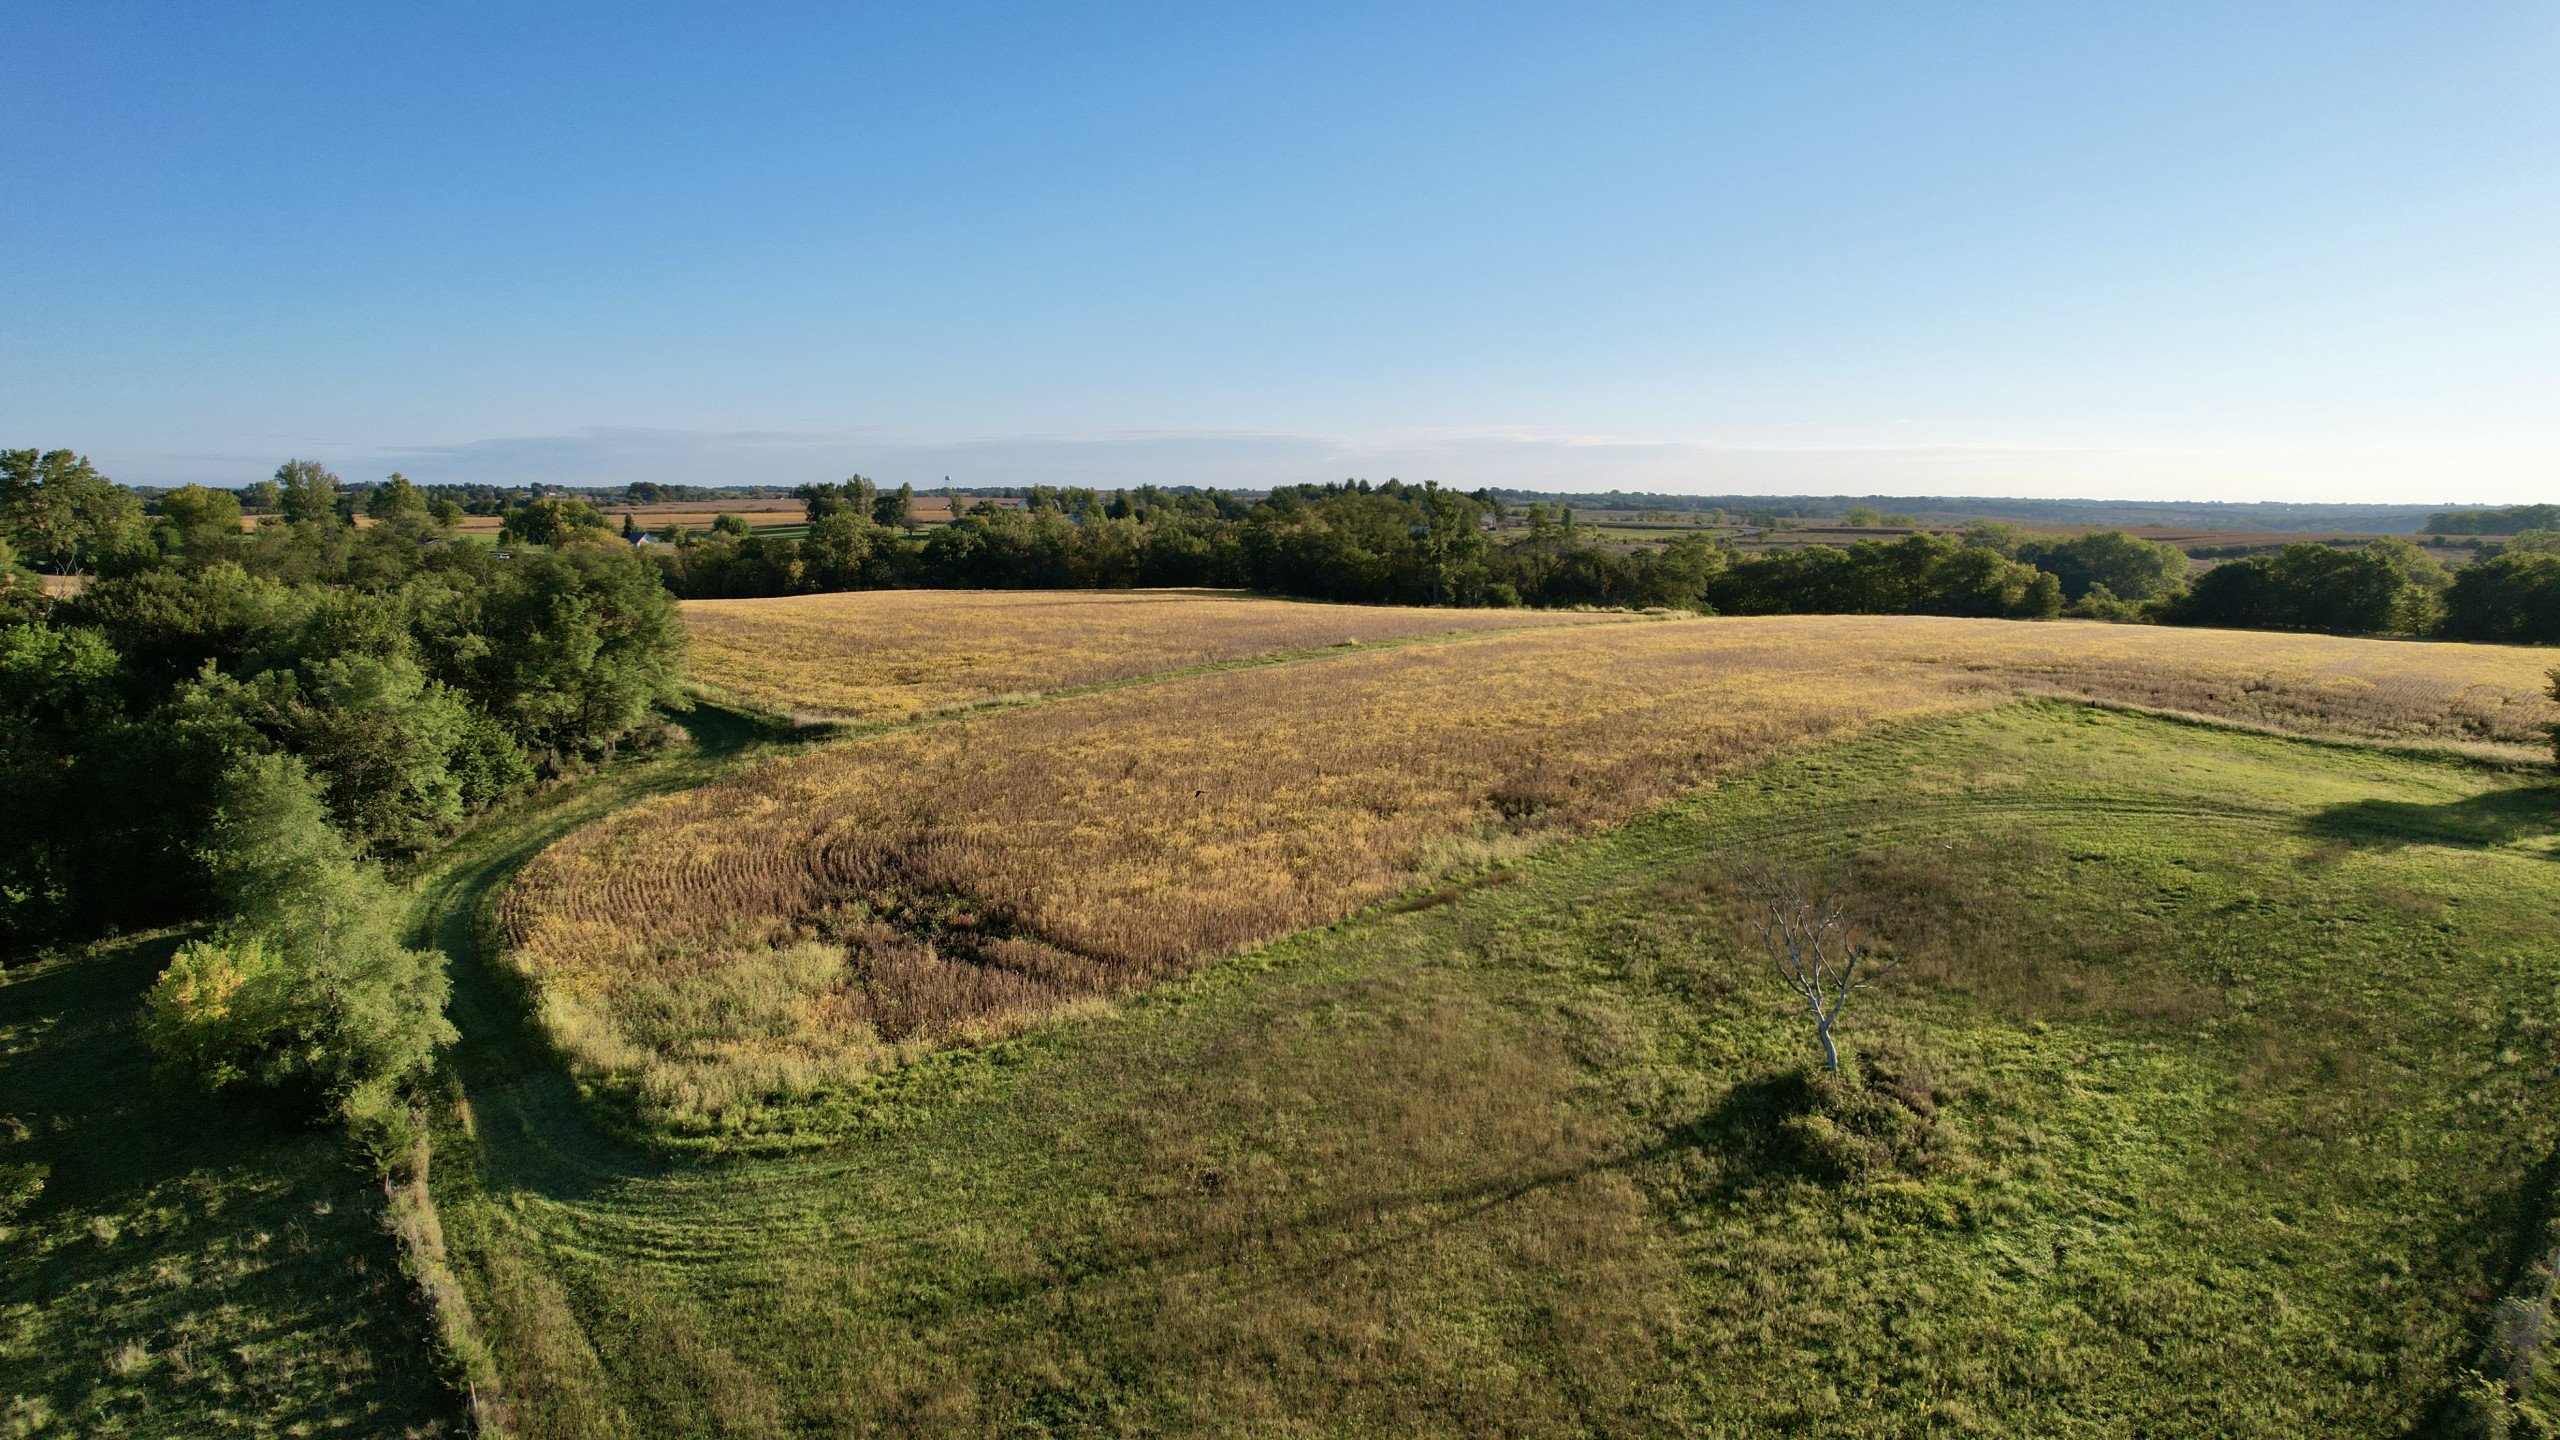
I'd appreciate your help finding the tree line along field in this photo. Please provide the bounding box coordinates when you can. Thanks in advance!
[447,495,1004,538]
[442,699,2560,1437]
[501,608,2554,1138]
[678,589,1629,722]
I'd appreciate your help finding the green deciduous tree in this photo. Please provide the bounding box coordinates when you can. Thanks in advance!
[0,448,146,575]
[182,651,529,858]
[2170,540,2446,635]
[274,459,342,526]
[144,752,455,1151]
[2442,553,2560,646]
[157,483,244,539]
[873,482,917,531]
[802,511,909,590]
[1959,521,2028,557]
[424,546,686,766]
[499,495,609,547]
[365,472,428,520]
[2017,530,2190,604]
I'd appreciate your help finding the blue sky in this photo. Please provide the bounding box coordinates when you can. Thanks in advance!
[4,3,2554,500]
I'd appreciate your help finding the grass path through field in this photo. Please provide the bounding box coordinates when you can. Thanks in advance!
[414,684,2560,1435]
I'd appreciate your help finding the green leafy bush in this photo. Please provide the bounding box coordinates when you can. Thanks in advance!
[143,754,455,1153]
[139,934,292,1091]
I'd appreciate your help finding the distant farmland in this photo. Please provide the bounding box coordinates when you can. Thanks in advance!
[502,610,2555,1134]
[447,496,806,536]
[681,588,1633,720]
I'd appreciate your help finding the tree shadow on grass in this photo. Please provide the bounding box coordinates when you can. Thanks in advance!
[0,937,460,1433]
[2303,785,2560,856]
[1664,1070,1817,1197]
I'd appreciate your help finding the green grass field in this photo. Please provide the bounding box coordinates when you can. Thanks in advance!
[0,935,462,1438]
[419,702,2560,1436]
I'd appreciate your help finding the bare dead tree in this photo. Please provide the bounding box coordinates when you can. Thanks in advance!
[1737,862,1900,1074]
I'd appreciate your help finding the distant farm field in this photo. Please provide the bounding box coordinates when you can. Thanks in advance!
[501,611,2555,1134]
[680,588,1632,720]
[447,497,807,537]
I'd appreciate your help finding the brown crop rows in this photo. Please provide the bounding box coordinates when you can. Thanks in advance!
[502,613,2557,1129]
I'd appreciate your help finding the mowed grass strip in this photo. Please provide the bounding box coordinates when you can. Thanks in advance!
[679,588,1630,721]
[503,614,2555,1133]
[461,707,2560,1436]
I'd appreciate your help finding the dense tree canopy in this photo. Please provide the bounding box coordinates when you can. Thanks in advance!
[2017,530,2190,604]
[2442,552,2560,645]
[2,454,686,950]
[2168,539,2448,636]
[3,447,691,1167]
[0,448,146,575]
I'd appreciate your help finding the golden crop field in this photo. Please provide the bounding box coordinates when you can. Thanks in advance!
[680,588,1632,720]
[502,614,2555,1129]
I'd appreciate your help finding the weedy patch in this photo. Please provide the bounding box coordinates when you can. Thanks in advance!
[1772,1042,1958,1184]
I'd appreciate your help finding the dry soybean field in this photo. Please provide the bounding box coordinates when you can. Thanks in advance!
[679,588,1630,721]
[502,609,2555,1133]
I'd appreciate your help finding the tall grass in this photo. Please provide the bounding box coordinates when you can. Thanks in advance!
[505,613,2557,1133]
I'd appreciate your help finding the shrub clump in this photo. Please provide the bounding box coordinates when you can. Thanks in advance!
[142,752,455,1163]
[1775,1042,1953,1183]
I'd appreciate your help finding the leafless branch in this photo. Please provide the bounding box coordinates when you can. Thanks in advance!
[1733,857,1903,1072]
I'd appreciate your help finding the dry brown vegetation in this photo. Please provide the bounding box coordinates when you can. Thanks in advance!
[502,613,2556,1129]
[1938,620,2554,747]
[680,588,1628,720]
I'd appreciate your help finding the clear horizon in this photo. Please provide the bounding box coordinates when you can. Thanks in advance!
[5,5,2554,503]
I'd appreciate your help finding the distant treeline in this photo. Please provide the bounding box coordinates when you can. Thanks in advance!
[177,475,800,518]
[142,474,2499,536]
[617,476,2560,649]
[2426,503,2560,536]
[1487,491,2453,535]
[640,479,2055,615]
